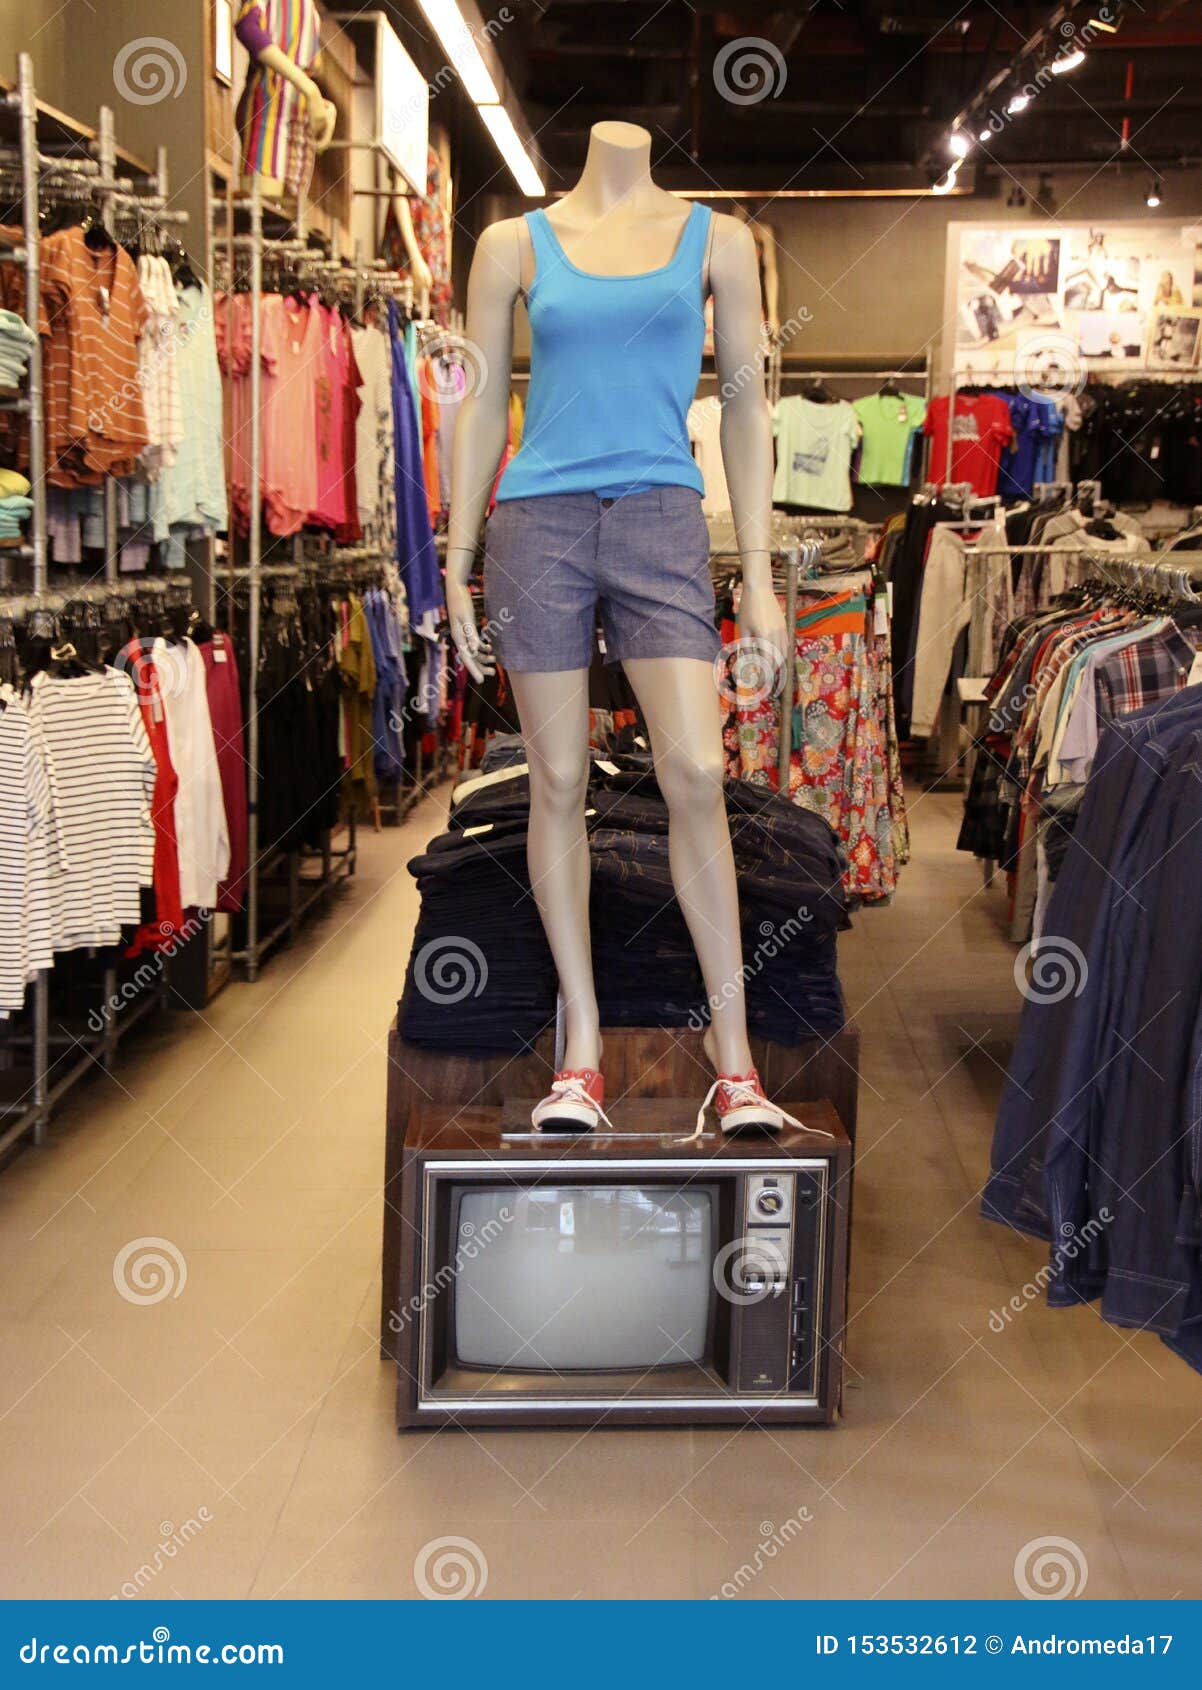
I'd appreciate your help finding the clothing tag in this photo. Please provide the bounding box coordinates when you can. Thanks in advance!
[873,594,889,636]
[151,692,163,724]
[634,735,648,750]
[1188,651,1202,688]
[897,405,908,424]
[886,581,894,615]
[593,760,619,776]
[462,823,494,838]
[97,285,110,316]
[212,644,227,664]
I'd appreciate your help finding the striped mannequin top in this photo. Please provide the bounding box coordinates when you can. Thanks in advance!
[235,0,321,187]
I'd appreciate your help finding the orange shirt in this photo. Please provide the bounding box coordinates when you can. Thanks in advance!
[40,228,148,484]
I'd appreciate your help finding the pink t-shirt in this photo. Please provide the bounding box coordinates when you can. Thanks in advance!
[261,295,321,536]
[311,304,350,528]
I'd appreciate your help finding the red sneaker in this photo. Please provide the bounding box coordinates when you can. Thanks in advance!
[531,1069,612,1133]
[694,1069,819,1137]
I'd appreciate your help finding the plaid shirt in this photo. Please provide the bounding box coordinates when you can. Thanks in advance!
[1095,624,1198,726]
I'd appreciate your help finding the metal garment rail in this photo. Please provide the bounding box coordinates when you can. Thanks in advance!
[0,55,181,1159]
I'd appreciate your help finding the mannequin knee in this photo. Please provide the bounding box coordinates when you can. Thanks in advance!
[529,749,590,814]
[656,747,726,817]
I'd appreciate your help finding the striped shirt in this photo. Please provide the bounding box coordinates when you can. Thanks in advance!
[0,690,53,1013]
[28,670,155,951]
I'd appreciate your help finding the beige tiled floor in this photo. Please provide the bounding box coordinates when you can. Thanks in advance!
[2,790,1200,1601]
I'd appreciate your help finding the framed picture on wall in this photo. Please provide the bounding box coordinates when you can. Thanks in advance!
[1147,310,1202,370]
[214,0,234,87]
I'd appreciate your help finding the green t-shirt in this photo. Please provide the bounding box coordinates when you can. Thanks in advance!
[852,391,927,486]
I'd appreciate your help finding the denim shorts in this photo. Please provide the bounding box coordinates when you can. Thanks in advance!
[483,486,720,672]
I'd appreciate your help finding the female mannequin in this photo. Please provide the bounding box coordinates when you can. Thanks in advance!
[235,1,335,200]
[445,121,796,1135]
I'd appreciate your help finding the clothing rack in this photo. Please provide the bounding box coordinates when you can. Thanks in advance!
[0,55,188,1157]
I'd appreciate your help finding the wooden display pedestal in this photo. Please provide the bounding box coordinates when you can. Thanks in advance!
[380,1018,859,1360]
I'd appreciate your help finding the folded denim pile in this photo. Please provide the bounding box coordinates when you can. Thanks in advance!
[0,468,32,545]
[400,748,847,1054]
[0,309,35,390]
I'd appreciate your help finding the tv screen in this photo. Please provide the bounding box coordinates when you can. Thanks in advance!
[454,1185,716,1371]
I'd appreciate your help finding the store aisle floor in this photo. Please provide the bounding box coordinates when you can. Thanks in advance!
[2,791,1200,1602]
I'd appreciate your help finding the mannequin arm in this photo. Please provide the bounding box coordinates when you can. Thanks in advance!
[445,219,522,679]
[238,16,336,151]
[710,216,785,655]
[389,192,433,308]
[757,220,781,337]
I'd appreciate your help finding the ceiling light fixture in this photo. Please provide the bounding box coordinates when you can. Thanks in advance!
[1006,89,1032,116]
[978,124,994,143]
[931,162,961,196]
[415,0,500,102]
[948,132,973,159]
[478,103,545,197]
[1050,47,1086,74]
[1146,177,1163,208]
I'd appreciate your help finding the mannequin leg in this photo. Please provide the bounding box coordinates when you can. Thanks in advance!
[509,670,601,1072]
[622,657,754,1077]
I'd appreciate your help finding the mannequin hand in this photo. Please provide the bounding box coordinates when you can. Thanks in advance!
[411,254,434,295]
[307,93,336,151]
[739,578,788,667]
[446,579,496,684]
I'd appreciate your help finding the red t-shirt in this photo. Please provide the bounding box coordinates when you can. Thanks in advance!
[924,394,1014,496]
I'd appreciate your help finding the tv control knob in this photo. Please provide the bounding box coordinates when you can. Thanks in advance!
[756,1188,785,1217]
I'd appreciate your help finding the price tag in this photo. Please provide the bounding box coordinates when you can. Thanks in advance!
[212,641,228,664]
[873,594,889,636]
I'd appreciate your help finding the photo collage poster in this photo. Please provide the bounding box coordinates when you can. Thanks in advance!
[953,224,1202,376]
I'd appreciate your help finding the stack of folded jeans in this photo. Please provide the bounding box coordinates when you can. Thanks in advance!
[0,310,35,390]
[399,753,847,1053]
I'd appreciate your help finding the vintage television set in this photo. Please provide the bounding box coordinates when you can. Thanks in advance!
[396,1101,851,1429]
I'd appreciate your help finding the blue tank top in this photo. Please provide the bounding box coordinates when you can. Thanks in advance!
[495,202,711,502]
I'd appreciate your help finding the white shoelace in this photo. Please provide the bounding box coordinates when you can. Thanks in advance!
[537,1077,615,1131]
[688,1078,834,1141]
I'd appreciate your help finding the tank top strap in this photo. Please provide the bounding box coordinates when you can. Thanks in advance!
[525,209,557,274]
[674,202,712,277]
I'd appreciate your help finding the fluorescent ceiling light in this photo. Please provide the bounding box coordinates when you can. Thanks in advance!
[1050,48,1086,74]
[948,132,973,159]
[416,0,500,104]
[978,125,993,142]
[1006,91,1031,115]
[478,103,545,197]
